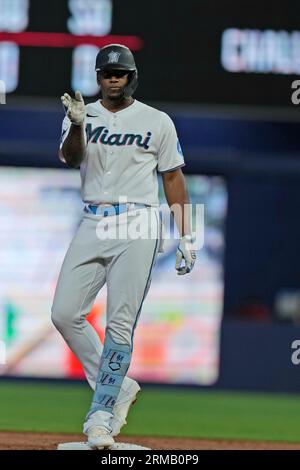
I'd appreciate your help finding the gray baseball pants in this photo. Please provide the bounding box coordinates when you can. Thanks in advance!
[51,207,160,393]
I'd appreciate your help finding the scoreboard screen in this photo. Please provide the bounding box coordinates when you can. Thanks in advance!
[0,0,299,106]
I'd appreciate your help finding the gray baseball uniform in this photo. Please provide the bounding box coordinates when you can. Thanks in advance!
[51,98,185,428]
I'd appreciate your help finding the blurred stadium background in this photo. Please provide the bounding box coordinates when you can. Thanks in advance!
[1,0,300,449]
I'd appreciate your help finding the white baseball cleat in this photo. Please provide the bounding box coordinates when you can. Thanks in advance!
[111,378,141,437]
[87,426,115,449]
[84,410,114,449]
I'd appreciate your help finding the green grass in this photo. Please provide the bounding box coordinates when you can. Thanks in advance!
[0,380,300,442]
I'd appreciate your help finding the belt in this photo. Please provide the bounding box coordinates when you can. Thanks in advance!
[84,203,148,217]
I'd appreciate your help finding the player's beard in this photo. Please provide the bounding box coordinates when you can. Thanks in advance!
[107,87,126,101]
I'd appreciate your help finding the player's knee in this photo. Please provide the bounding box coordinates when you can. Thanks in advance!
[106,325,132,348]
[51,306,64,331]
[51,303,74,332]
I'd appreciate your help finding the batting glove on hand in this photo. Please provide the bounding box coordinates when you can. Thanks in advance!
[61,90,85,126]
[175,235,196,275]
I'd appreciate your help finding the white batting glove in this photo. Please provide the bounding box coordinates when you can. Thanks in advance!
[61,90,85,126]
[175,235,196,275]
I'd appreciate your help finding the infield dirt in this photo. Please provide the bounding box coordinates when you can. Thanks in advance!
[1,432,300,450]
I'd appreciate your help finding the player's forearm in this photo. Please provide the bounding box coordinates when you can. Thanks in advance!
[162,169,192,237]
[62,124,86,169]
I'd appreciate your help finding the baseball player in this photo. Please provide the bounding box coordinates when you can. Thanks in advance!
[51,44,196,449]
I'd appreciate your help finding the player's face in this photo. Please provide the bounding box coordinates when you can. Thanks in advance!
[97,69,130,100]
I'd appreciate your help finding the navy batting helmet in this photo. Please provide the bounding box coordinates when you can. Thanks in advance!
[95,44,138,97]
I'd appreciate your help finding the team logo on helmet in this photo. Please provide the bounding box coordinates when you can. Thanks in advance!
[108,51,121,63]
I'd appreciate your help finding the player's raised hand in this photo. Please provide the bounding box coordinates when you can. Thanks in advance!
[175,235,196,275]
[61,90,85,126]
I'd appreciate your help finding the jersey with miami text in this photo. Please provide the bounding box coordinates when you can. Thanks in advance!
[59,99,185,205]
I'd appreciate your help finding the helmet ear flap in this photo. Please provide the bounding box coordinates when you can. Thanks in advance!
[124,70,138,97]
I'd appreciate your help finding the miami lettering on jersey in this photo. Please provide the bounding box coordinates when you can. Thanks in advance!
[86,124,152,150]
